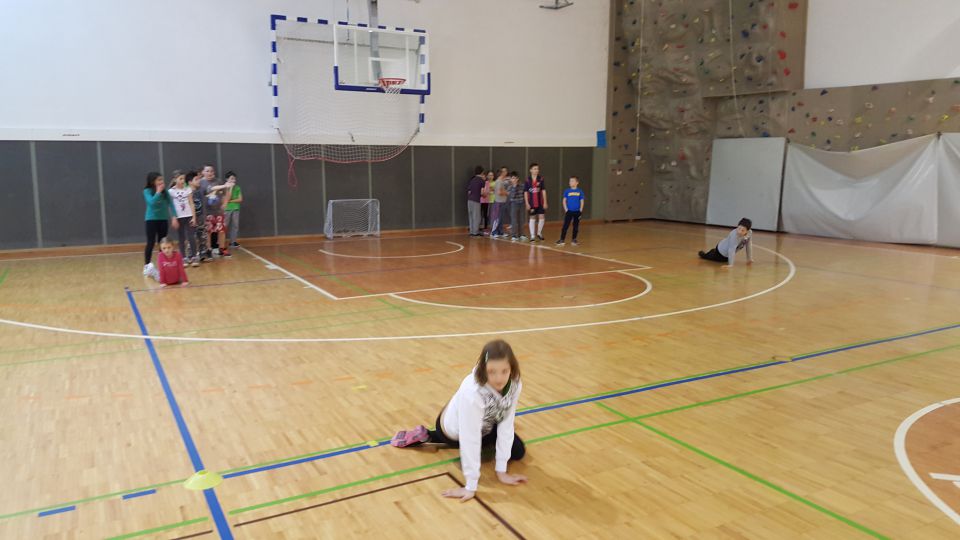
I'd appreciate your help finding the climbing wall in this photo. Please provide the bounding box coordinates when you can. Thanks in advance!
[607,0,807,222]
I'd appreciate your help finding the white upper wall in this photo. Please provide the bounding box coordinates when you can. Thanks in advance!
[806,0,960,88]
[0,0,609,146]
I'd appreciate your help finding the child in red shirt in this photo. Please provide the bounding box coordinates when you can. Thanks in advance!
[155,237,189,287]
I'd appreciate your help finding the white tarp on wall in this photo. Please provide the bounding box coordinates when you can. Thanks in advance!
[937,134,960,248]
[706,137,786,231]
[782,135,940,244]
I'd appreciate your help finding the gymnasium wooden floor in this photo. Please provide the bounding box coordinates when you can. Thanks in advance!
[1,221,958,539]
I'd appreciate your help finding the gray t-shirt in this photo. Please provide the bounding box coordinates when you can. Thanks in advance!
[718,229,753,265]
[493,178,508,203]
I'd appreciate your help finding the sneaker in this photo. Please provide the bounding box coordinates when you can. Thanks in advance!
[191,257,200,267]
[537,235,545,241]
[529,237,537,243]
[390,425,429,448]
[572,240,579,246]
[143,263,159,281]
[222,249,232,258]
[520,235,529,241]
[698,250,705,258]
[213,248,220,257]
[510,237,517,242]
[231,242,240,248]
[555,240,565,246]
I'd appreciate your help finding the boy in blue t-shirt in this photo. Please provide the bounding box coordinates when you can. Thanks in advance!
[556,176,586,246]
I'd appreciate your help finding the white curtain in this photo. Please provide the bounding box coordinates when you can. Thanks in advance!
[938,134,960,248]
[782,135,939,244]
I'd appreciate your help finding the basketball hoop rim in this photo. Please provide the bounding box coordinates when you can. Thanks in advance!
[378,77,407,88]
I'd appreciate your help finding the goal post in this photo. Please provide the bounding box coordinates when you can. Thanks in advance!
[324,199,381,239]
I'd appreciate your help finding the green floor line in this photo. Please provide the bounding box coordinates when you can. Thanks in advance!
[517,359,778,413]
[0,478,186,521]
[594,401,889,539]
[217,340,954,524]
[635,342,960,421]
[788,322,960,359]
[104,516,208,540]
[8,333,956,524]
[0,268,9,287]
[228,457,460,515]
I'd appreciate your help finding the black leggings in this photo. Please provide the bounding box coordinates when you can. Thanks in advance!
[699,243,728,263]
[560,211,581,241]
[145,219,169,265]
[425,411,526,461]
[480,202,489,229]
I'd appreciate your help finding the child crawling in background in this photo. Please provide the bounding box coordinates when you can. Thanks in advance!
[391,339,528,501]
[698,217,754,268]
[155,237,189,287]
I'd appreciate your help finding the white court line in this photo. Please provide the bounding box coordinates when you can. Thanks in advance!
[239,246,339,301]
[389,271,652,311]
[490,236,651,269]
[318,241,464,259]
[930,473,960,482]
[337,269,641,300]
[0,245,795,342]
[893,397,960,526]
[637,220,960,259]
[0,251,140,263]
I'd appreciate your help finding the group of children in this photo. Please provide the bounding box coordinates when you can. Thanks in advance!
[142,165,244,286]
[468,163,586,246]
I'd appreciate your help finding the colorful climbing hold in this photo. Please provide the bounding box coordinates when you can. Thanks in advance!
[820,89,828,96]
[777,50,787,60]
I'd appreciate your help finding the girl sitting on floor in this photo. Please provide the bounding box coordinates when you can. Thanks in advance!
[391,339,528,501]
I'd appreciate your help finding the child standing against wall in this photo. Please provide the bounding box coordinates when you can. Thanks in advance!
[507,172,526,241]
[223,171,243,248]
[524,163,548,242]
[188,172,207,265]
[556,176,585,246]
[168,172,198,261]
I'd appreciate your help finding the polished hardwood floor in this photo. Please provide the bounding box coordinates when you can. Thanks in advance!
[1,221,958,539]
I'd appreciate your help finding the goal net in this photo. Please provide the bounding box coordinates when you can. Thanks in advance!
[324,199,381,239]
[274,19,427,185]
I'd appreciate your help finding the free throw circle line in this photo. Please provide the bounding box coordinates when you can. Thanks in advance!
[0,245,794,342]
[318,241,464,259]
[389,271,652,311]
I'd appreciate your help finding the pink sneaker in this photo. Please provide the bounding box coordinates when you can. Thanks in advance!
[391,425,429,448]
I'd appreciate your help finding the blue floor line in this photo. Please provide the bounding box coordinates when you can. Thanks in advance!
[792,323,960,361]
[40,319,960,521]
[125,288,233,540]
[121,489,157,500]
[38,506,75,517]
